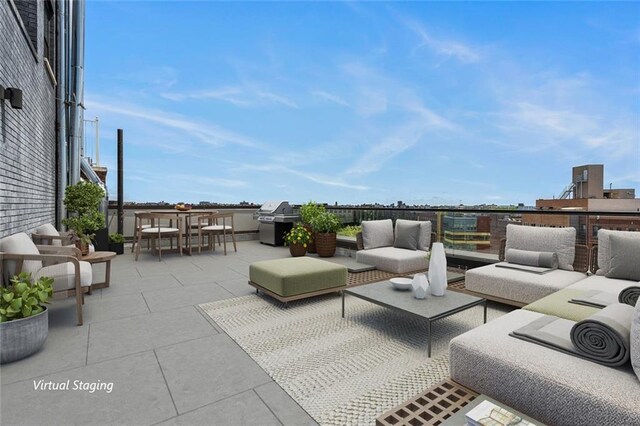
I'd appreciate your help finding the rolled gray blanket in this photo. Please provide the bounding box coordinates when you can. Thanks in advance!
[570,290,618,308]
[570,303,635,367]
[619,286,640,307]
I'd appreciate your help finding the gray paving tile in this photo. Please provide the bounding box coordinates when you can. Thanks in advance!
[0,351,175,426]
[101,274,182,298]
[87,306,217,364]
[216,277,255,297]
[0,317,89,385]
[156,389,281,426]
[155,335,271,414]
[255,381,318,426]
[173,268,244,286]
[83,292,150,323]
[142,282,233,312]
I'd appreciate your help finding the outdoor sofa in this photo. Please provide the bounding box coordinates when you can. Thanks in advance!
[355,219,436,274]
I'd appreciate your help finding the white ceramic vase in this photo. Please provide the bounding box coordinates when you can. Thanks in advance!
[428,242,447,296]
[412,273,429,299]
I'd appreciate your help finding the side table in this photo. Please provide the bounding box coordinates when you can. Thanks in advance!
[82,251,117,290]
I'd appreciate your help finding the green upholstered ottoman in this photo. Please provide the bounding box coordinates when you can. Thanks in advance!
[523,288,599,322]
[249,257,348,302]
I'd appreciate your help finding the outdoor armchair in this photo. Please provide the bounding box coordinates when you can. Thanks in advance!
[0,232,92,325]
[134,212,183,261]
[194,212,237,255]
[31,223,76,247]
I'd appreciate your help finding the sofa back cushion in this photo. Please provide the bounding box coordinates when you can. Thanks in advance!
[631,299,640,381]
[505,224,576,271]
[35,223,62,246]
[361,219,394,250]
[606,235,640,281]
[0,232,42,283]
[394,221,420,250]
[597,229,640,276]
[395,219,432,252]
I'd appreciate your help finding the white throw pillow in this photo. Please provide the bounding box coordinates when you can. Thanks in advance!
[631,299,640,381]
[361,219,394,250]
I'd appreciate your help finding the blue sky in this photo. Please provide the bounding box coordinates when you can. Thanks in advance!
[84,1,640,206]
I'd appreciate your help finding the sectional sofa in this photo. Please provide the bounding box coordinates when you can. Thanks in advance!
[449,228,640,424]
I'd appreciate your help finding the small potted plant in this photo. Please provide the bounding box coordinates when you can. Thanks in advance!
[108,233,125,255]
[309,211,341,257]
[1,273,53,364]
[62,181,105,255]
[283,224,312,257]
[299,201,325,253]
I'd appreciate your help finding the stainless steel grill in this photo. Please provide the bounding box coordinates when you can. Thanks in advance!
[254,200,299,246]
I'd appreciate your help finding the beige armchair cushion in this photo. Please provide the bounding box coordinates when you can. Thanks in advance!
[35,261,93,291]
[0,233,43,282]
[361,219,394,249]
[34,223,62,246]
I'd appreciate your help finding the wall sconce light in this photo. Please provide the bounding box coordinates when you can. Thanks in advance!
[0,85,23,109]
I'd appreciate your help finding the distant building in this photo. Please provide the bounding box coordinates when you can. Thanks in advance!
[524,164,640,246]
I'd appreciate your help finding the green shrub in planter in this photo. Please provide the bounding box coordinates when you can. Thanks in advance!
[309,211,341,234]
[299,201,325,226]
[108,233,125,255]
[62,181,105,246]
[0,272,53,322]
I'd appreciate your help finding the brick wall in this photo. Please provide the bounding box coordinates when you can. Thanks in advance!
[0,0,57,238]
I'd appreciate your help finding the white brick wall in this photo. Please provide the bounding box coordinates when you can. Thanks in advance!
[0,0,57,237]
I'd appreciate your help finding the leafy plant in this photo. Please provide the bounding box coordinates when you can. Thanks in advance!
[310,211,341,234]
[62,181,105,244]
[0,273,53,322]
[283,224,313,247]
[109,233,125,243]
[337,225,361,237]
[299,201,326,226]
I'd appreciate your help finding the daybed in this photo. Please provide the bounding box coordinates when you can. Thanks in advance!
[355,219,435,274]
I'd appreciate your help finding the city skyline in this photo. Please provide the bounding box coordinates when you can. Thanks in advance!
[84,1,640,206]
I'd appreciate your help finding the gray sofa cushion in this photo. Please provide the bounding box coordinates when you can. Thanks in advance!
[361,219,394,250]
[606,235,640,281]
[505,248,558,269]
[632,300,640,381]
[356,247,429,274]
[395,219,432,251]
[505,224,576,271]
[597,229,640,276]
[465,263,585,304]
[567,274,638,294]
[450,309,640,425]
[394,221,420,250]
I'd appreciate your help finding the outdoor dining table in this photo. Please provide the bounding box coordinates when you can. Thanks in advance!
[135,209,219,256]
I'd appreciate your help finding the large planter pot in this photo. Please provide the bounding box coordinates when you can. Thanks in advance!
[303,225,317,253]
[289,243,307,257]
[315,232,337,257]
[109,242,124,255]
[0,308,49,364]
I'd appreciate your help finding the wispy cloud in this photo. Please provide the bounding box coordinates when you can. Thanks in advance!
[241,164,370,191]
[169,174,247,188]
[399,16,481,63]
[160,85,298,108]
[85,99,258,148]
[310,90,350,107]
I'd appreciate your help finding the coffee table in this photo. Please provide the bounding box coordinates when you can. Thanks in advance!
[343,280,486,357]
[82,251,117,290]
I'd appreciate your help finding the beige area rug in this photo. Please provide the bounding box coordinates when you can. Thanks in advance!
[200,293,510,425]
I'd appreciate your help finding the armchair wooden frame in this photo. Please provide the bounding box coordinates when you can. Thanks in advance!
[0,245,88,325]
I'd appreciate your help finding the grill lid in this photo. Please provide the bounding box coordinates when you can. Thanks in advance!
[257,200,292,215]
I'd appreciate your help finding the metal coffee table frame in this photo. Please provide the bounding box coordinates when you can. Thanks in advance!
[342,281,487,357]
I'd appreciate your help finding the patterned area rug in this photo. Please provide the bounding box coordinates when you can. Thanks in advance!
[200,293,510,425]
